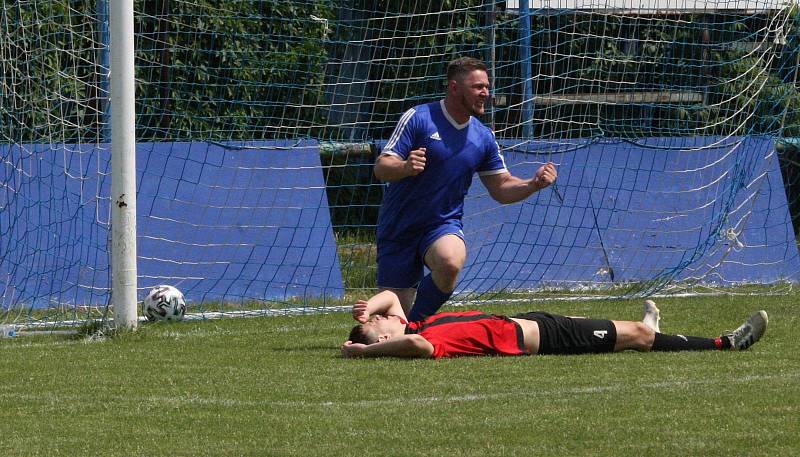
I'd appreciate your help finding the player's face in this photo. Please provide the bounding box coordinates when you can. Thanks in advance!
[455,70,490,116]
[363,314,405,341]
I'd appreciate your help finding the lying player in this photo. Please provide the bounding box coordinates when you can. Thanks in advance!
[340,290,768,359]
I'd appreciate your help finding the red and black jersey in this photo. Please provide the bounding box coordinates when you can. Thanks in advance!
[405,311,526,359]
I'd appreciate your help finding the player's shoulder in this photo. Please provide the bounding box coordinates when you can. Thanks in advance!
[411,101,440,118]
[398,101,437,124]
[470,117,495,137]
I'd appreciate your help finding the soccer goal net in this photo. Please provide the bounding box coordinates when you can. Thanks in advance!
[2,0,799,328]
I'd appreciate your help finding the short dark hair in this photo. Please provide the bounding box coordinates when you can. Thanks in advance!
[446,57,488,82]
[348,324,371,345]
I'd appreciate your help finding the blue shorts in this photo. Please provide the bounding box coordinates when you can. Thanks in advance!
[376,222,465,289]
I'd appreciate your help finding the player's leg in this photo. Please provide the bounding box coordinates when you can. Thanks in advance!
[521,312,720,354]
[611,320,657,351]
[424,233,466,293]
[407,230,466,321]
[613,310,768,352]
[613,320,726,352]
[376,237,424,314]
[618,299,715,351]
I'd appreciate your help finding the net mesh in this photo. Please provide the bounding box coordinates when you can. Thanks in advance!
[1,0,799,327]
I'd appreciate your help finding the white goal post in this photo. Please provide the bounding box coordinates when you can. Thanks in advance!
[110,0,137,329]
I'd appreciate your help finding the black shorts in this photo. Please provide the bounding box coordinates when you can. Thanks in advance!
[512,312,617,355]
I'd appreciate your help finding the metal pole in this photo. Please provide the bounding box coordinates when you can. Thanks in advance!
[110,0,138,329]
[520,0,533,139]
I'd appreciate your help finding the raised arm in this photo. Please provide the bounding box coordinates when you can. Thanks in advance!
[480,162,557,204]
[351,290,407,323]
[341,334,434,358]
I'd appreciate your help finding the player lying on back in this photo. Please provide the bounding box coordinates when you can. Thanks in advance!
[340,290,768,359]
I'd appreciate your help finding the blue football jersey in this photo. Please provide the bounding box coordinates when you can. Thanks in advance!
[377,100,507,241]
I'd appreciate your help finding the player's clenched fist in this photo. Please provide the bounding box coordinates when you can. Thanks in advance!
[532,161,557,190]
[404,147,426,177]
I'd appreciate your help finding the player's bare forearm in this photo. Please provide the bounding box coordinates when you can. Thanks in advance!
[352,290,406,323]
[497,175,549,203]
[373,155,405,182]
[367,290,405,317]
[374,150,426,182]
[341,335,434,358]
[481,162,557,204]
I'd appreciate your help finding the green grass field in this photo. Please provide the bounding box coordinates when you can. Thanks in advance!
[0,294,797,456]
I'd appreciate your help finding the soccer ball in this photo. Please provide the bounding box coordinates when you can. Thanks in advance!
[142,285,186,322]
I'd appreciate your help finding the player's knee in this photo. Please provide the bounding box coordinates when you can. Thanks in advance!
[436,258,462,280]
[631,321,655,349]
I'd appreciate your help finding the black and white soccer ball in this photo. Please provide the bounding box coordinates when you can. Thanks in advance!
[142,285,186,322]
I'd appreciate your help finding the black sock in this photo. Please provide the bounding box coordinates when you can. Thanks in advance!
[651,333,722,351]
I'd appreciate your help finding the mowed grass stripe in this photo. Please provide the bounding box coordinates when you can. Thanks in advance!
[1,370,796,409]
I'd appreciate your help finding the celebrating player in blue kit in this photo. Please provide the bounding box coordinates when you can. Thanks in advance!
[374,56,558,321]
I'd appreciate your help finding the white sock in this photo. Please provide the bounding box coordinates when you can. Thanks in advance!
[643,299,661,333]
